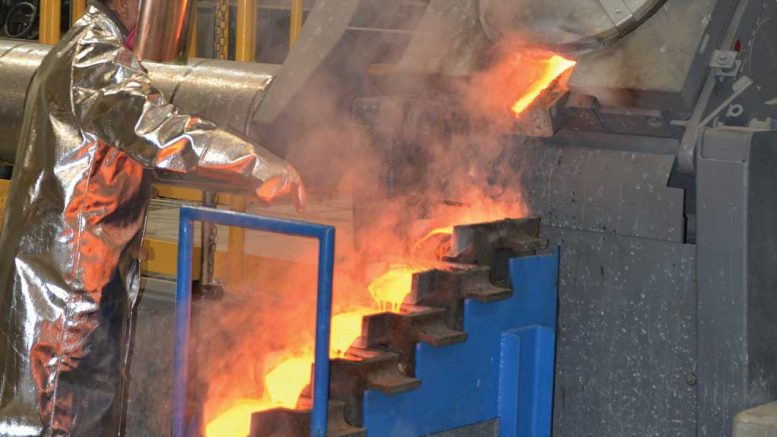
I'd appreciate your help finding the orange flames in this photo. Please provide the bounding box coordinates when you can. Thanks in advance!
[205,223,480,436]
[205,283,415,436]
[511,55,576,117]
[465,49,576,128]
[204,49,566,437]
[206,211,511,436]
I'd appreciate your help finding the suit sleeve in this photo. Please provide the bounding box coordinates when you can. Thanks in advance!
[69,37,297,189]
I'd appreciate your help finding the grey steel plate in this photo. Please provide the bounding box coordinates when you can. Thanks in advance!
[479,0,665,52]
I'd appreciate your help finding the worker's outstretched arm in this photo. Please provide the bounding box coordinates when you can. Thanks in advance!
[69,37,305,209]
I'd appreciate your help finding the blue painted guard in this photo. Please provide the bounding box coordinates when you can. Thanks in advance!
[362,250,559,437]
[172,206,336,437]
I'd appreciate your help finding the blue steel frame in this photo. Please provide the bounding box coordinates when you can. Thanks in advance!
[172,206,336,437]
[361,250,559,437]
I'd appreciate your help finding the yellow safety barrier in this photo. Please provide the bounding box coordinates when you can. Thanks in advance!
[71,0,87,25]
[188,6,198,58]
[0,179,9,232]
[39,0,61,44]
[236,0,257,62]
[141,236,302,286]
[290,0,304,47]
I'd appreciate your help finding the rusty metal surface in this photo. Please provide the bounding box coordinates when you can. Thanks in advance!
[327,349,421,426]
[359,306,468,378]
[447,217,546,284]
[0,40,282,177]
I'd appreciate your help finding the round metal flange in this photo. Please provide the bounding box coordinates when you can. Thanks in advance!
[479,0,666,53]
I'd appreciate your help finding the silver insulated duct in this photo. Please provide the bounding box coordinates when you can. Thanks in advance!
[0,40,279,170]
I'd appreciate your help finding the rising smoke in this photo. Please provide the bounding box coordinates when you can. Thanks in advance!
[191,28,561,432]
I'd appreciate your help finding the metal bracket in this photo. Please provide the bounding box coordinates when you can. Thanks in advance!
[710,50,738,69]
[710,50,741,77]
[598,0,635,30]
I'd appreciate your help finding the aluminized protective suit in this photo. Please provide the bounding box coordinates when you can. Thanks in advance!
[0,2,303,435]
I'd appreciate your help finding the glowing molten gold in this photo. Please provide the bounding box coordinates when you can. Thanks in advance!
[512,55,576,117]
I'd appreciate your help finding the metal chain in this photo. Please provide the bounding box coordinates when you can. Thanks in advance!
[213,0,230,60]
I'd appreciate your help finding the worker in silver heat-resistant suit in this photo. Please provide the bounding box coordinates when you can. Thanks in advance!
[0,0,306,435]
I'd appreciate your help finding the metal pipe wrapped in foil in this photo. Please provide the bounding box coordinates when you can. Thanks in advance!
[0,3,303,435]
[0,41,284,191]
[0,41,53,165]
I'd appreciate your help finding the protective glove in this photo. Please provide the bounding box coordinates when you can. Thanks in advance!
[255,163,307,212]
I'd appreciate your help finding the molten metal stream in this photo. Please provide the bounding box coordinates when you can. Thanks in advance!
[511,55,576,117]
[368,265,427,312]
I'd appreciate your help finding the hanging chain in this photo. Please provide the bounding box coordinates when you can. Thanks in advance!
[214,0,230,60]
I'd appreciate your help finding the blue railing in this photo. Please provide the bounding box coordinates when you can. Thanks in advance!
[172,206,335,437]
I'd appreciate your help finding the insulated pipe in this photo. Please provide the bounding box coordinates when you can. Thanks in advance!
[0,40,280,168]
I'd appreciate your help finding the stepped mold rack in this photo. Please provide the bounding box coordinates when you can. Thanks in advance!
[173,207,559,437]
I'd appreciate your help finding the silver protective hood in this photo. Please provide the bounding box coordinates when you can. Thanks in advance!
[0,3,302,436]
[135,0,194,62]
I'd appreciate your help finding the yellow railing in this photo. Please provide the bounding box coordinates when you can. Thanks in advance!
[39,0,61,44]
[71,0,87,25]
[0,179,8,232]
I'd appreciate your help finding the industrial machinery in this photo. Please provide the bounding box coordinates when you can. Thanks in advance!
[2,0,777,435]
[247,218,556,437]
[172,208,558,437]
[0,1,39,39]
[0,0,74,39]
